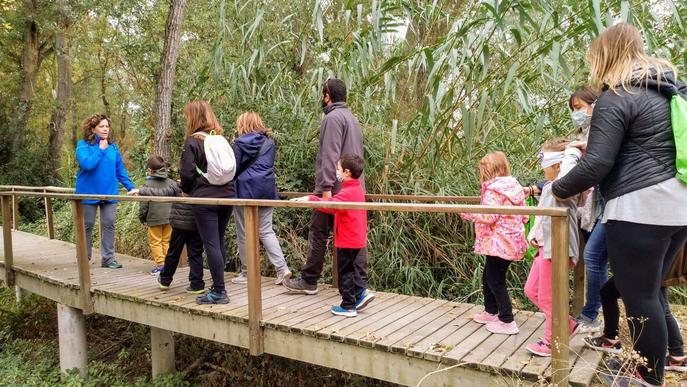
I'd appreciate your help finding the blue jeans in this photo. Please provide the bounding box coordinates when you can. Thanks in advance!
[581,221,609,320]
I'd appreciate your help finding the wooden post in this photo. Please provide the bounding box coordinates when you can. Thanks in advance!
[551,215,571,386]
[71,200,94,314]
[245,206,264,355]
[332,248,338,288]
[45,196,55,239]
[2,195,15,287]
[11,189,19,230]
[571,237,586,317]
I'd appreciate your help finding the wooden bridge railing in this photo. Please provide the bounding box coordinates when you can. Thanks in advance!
[0,186,573,386]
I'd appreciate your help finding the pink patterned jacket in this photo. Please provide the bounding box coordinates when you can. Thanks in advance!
[461,176,528,261]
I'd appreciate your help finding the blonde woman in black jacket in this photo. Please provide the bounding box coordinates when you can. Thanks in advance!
[553,23,687,386]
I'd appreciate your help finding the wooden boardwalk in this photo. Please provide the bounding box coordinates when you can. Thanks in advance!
[0,228,602,386]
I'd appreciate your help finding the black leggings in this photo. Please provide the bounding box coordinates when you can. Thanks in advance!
[483,255,514,323]
[606,220,687,385]
[600,278,684,357]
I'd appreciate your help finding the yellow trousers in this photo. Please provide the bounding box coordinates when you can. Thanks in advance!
[148,224,172,266]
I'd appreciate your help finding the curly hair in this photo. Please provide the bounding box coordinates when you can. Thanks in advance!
[82,114,112,145]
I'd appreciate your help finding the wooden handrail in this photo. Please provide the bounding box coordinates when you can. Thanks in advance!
[0,191,567,217]
[0,187,573,386]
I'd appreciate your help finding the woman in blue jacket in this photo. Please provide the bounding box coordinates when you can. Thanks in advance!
[231,112,291,285]
[75,114,137,269]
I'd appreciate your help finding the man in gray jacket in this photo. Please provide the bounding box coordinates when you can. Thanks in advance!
[285,79,372,304]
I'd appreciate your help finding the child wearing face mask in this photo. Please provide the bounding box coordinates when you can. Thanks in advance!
[291,154,369,317]
[524,138,583,357]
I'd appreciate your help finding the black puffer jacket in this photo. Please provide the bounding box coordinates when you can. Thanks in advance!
[553,70,686,200]
[179,133,235,198]
[138,183,196,232]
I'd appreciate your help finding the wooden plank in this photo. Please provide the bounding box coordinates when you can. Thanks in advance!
[389,302,473,355]
[2,200,15,287]
[44,196,55,239]
[459,311,532,366]
[500,317,546,374]
[423,316,484,362]
[551,215,571,386]
[360,299,447,349]
[373,299,450,351]
[314,293,407,341]
[245,206,263,356]
[338,296,431,346]
[568,347,603,386]
[273,292,362,333]
[406,304,481,360]
[72,200,94,314]
[262,289,340,326]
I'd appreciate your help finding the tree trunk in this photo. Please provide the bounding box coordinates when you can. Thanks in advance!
[6,0,40,164]
[48,0,72,184]
[153,0,188,160]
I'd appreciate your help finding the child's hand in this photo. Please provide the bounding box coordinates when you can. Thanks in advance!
[290,196,310,202]
[128,188,139,195]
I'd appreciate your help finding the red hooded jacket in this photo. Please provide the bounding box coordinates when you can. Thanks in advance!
[309,179,367,249]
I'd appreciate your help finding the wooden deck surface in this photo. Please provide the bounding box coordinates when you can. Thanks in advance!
[0,228,602,386]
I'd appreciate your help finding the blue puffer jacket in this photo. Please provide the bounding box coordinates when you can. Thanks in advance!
[75,137,135,204]
[233,132,279,200]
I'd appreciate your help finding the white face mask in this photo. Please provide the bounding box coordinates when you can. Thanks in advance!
[571,109,592,128]
[336,170,345,182]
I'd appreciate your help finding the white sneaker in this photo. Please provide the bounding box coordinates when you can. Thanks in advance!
[276,269,292,285]
[231,273,248,284]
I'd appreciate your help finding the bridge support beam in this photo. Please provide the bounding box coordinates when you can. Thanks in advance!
[151,327,175,377]
[57,303,88,378]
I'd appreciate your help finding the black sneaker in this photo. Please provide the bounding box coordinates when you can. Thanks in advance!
[283,277,318,295]
[666,355,687,372]
[157,276,170,290]
[185,286,206,295]
[102,260,123,269]
[584,335,622,354]
[196,289,229,305]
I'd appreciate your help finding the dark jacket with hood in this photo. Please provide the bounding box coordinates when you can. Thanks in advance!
[553,70,687,200]
[179,133,235,198]
[138,182,196,232]
[138,168,175,226]
[233,132,279,200]
[315,102,365,194]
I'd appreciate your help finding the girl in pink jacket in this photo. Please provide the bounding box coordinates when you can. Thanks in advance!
[461,151,528,335]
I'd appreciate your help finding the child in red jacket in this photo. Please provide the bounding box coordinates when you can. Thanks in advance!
[292,155,370,317]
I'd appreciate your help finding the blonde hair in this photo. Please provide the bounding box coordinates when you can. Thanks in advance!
[587,23,676,93]
[541,138,570,152]
[183,100,223,139]
[236,112,272,137]
[478,151,511,182]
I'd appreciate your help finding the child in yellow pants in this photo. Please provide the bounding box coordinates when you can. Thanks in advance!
[139,156,175,275]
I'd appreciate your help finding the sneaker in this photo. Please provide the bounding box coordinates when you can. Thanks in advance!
[231,273,248,284]
[473,311,499,324]
[355,288,375,310]
[584,335,622,354]
[599,369,661,387]
[157,276,170,291]
[283,277,318,295]
[666,355,687,372]
[101,260,123,269]
[150,265,164,276]
[331,305,357,318]
[485,320,519,335]
[196,290,229,305]
[185,286,206,295]
[576,314,602,333]
[526,338,552,357]
[275,269,292,285]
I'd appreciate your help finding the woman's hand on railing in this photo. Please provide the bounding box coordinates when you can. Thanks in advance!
[127,188,140,196]
[289,196,310,202]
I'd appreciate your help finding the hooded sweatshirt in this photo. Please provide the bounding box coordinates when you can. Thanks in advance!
[460,176,528,261]
[138,168,175,226]
[233,132,279,200]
